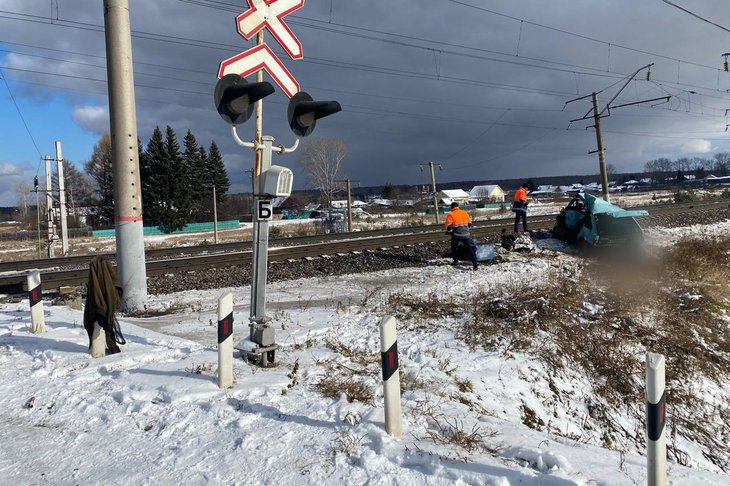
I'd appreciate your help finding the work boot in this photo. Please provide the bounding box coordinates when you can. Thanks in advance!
[472,263,478,270]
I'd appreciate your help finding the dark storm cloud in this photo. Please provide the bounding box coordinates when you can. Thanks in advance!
[2,0,730,197]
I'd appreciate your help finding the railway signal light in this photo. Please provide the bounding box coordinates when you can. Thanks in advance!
[287,91,342,137]
[214,74,275,125]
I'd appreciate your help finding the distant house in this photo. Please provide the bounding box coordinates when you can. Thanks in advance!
[468,184,505,202]
[530,185,560,197]
[706,174,730,184]
[331,200,368,209]
[437,189,470,206]
[368,198,395,207]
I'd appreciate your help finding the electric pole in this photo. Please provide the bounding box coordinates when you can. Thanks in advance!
[212,184,218,244]
[591,93,610,202]
[565,63,664,203]
[337,179,358,232]
[44,156,55,258]
[104,0,147,311]
[34,176,41,258]
[428,161,440,224]
[346,179,353,232]
[55,141,69,255]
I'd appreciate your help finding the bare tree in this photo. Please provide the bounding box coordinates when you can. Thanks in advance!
[14,182,31,220]
[605,163,617,175]
[300,138,348,207]
[84,134,115,227]
[714,152,730,176]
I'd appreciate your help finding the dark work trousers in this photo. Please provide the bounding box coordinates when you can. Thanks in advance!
[514,211,527,232]
[451,237,477,267]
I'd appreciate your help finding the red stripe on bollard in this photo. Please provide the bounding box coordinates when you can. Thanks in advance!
[381,341,398,381]
[218,312,234,344]
[29,285,42,307]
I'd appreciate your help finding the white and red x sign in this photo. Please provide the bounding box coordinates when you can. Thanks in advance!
[237,0,304,60]
[218,0,304,98]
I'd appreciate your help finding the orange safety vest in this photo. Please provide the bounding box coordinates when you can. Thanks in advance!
[445,207,472,229]
[514,187,528,203]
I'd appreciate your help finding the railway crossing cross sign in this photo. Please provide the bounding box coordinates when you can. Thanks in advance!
[218,0,305,98]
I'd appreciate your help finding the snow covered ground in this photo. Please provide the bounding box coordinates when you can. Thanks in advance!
[1,225,729,485]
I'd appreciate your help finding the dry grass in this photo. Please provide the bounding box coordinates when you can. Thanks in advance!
[391,235,730,469]
[424,415,495,453]
[313,375,374,404]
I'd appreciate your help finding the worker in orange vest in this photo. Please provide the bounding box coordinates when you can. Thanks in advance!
[445,202,478,270]
[512,182,529,233]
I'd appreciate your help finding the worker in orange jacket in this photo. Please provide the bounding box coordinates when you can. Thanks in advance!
[512,182,529,233]
[445,202,478,270]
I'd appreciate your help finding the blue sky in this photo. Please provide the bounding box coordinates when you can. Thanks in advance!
[3,0,730,208]
[1,50,103,205]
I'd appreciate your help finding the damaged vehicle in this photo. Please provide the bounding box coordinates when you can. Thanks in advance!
[553,191,648,246]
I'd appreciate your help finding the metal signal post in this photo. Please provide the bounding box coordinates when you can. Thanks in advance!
[215,0,341,365]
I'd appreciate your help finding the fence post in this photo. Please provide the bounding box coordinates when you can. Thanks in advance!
[26,271,46,334]
[379,315,402,436]
[218,292,234,389]
[646,352,667,486]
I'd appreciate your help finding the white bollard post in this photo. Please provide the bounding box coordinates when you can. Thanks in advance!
[26,271,46,334]
[90,323,106,358]
[218,292,234,389]
[379,315,403,436]
[646,352,667,486]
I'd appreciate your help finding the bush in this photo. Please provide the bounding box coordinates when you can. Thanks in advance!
[674,190,697,203]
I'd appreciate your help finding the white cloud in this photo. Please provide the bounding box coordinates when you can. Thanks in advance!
[0,162,34,207]
[72,105,109,134]
[680,139,713,154]
[0,163,23,176]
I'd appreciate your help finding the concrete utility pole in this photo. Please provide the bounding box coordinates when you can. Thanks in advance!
[34,177,41,258]
[104,0,147,311]
[428,161,440,224]
[212,185,218,244]
[336,179,358,232]
[55,141,69,256]
[591,93,611,202]
[44,156,55,258]
[346,179,353,233]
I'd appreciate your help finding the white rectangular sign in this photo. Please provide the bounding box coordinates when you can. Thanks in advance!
[257,200,273,221]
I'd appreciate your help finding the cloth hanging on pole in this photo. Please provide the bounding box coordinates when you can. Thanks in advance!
[83,257,125,355]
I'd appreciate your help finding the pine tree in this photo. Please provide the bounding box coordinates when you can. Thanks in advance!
[84,134,115,228]
[183,130,206,221]
[160,125,193,232]
[199,145,213,221]
[205,141,230,206]
[141,126,166,227]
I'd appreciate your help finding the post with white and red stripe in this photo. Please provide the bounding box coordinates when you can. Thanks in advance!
[380,315,403,436]
[646,352,667,486]
[218,292,234,389]
[26,271,46,334]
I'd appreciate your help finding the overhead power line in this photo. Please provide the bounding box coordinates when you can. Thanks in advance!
[0,65,43,167]
[660,0,730,34]
[3,5,730,106]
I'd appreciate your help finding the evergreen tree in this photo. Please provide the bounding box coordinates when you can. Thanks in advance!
[161,125,193,232]
[199,146,212,221]
[205,141,230,206]
[183,130,206,221]
[84,133,115,228]
[141,126,167,227]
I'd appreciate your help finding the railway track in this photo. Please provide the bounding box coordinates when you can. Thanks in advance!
[1,199,728,293]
